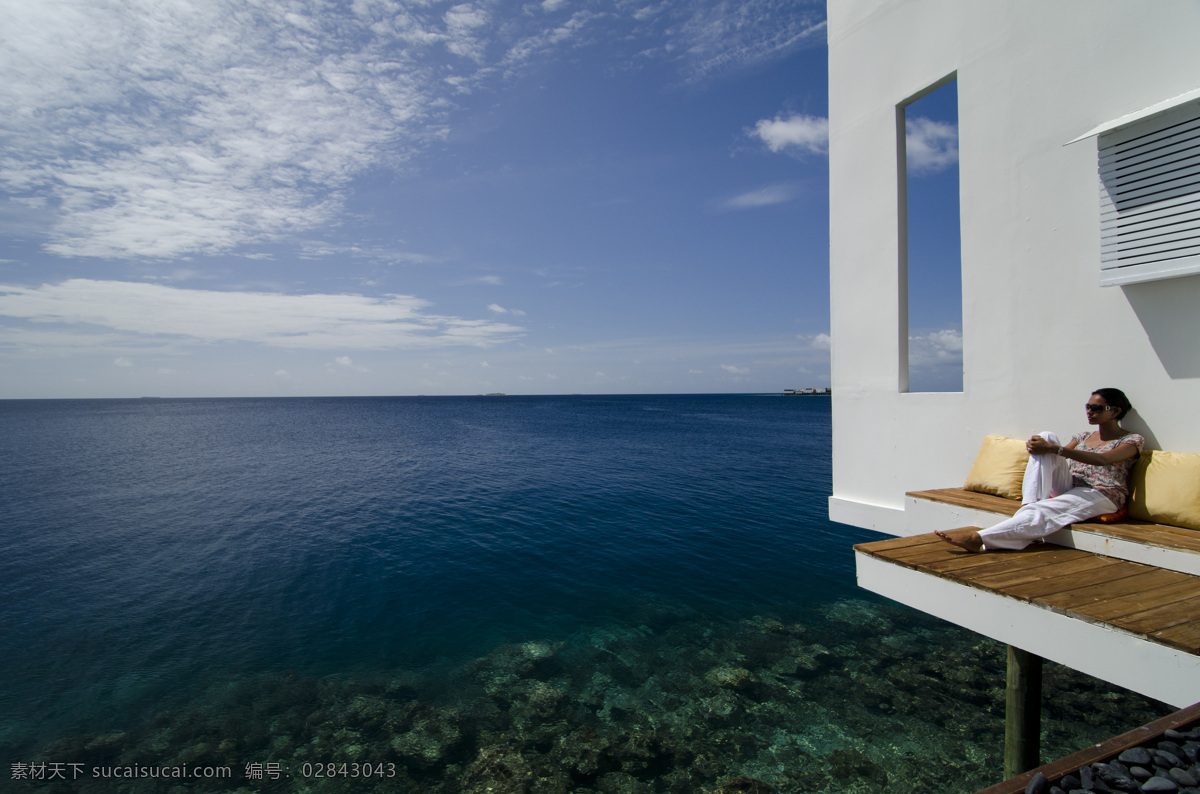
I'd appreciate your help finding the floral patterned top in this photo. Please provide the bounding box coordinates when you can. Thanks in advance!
[1068,431,1145,508]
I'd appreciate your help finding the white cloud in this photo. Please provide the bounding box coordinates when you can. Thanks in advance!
[907,328,964,381]
[488,303,527,316]
[721,364,749,375]
[499,12,601,79]
[0,0,829,262]
[0,280,524,352]
[0,0,454,260]
[809,333,831,350]
[906,117,959,175]
[751,114,828,155]
[907,328,963,392]
[333,355,368,372]
[114,357,133,367]
[908,328,963,365]
[299,242,437,266]
[670,2,826,83]
[444,4,491,62]
[633,4,664,22]
[721,184,798,210]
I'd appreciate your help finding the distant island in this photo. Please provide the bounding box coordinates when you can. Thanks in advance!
[783,388,831,396]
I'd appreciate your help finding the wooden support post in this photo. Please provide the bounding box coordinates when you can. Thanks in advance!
[1004,644,1043,779]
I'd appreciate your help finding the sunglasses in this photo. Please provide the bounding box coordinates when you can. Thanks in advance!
[1085,404,1115,413]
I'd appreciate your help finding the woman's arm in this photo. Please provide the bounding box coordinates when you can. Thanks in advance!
[1058,441,1139,467]
[1026,435,1138,465]
[1027,435,1073,455]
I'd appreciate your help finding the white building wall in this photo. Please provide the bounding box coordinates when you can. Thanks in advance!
[828,0,1200,534]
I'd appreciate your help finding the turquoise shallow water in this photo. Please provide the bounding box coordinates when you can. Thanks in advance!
[0,395,1170,792]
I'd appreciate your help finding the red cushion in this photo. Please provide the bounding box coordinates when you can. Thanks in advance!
[1092,505,1129,523]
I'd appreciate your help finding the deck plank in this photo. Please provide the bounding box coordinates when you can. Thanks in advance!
[1108,592,1200,634]
[874,540,965,562]
[851,535,940,554]
[929,548,1088,583]
[1076,579,1200,624]
[888,550,1072,586]
[919,549,1051,572]
[1003,560,1143,599]
[969,555,1122,594]
[1037,570,1187,612]
[1154,622,1200,652]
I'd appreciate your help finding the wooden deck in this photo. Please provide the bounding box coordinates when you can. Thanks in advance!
[856,494,1200,786]
[854,532,1200,656]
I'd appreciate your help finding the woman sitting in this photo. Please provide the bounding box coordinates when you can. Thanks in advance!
[936,388,1143,552]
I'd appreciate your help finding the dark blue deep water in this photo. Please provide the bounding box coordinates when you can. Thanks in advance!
[0,396,1168,792]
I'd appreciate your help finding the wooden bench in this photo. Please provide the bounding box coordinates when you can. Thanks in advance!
[908,487,1200,557]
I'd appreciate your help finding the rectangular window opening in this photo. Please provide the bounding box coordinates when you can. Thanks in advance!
[899,77,963,393]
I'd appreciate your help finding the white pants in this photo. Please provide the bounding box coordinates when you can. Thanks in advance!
[976,432,1117,551]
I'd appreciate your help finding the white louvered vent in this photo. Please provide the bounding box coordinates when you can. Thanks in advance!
[1099,100,1200,286]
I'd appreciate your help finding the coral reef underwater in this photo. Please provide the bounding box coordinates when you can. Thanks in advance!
[21,597,1171,793]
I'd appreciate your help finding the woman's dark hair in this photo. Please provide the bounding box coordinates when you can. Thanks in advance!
[1093,387,1133,420]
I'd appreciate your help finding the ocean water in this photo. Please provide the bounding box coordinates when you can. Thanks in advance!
[0,395,1169,793]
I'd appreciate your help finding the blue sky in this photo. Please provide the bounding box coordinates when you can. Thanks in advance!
[905,82,962,393]
[0,0,961,398]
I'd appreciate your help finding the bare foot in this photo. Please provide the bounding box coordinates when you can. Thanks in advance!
[934,529,984,552]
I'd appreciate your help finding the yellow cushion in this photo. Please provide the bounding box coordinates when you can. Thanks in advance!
[964,435,1029,501]
[1127,450,1200,530]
